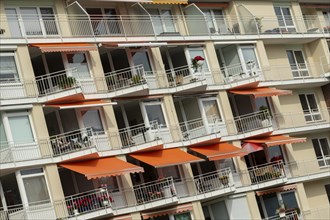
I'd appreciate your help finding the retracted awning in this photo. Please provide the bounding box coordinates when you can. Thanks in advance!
[31,43,98,53]
[60,157,144,179]
[244,135,306,147]
[256,184,297,196]
[190,142,248,161]
[141,204,193,219]
[148,0,188,4]
[129,148,203,168]
[44,100,116,109]
[229,87,292,98]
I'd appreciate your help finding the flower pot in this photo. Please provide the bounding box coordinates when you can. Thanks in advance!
[279,212,286,218]
[197,60,204,66]
[103,200,109,206]
[73,209,79,216]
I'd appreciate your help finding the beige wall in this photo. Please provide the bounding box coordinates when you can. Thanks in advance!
[304,179,330,211]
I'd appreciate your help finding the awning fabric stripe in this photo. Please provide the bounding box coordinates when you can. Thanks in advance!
[256,184,297,196]
[149,0,188,4]
[60,157,144,179]
[190,142,248,161]
[129,148,203,168]
[141,204,193,219]
[31,43,98,53]
[244,135,306,147]
[229,87,292,98]
[44,100,116,109]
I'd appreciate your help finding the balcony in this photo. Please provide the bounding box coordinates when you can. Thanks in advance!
[0,78,29,100]
[233,110,273,136]
[263,211,299,220]
[221,63,261,86]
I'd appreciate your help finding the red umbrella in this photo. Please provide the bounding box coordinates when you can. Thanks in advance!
[242,142,263,153]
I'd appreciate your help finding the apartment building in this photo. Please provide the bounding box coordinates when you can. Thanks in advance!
[0,0,329,219]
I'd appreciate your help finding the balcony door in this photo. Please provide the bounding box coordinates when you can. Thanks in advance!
[286,50,309,78]
[148,9,176,35]
[298,94,322,122]
[128,49,153,72]
[199,98,223,134]
[86,8,120,35]
[274,6,296,32]
[63,52,91,79]
[202,9,228,34]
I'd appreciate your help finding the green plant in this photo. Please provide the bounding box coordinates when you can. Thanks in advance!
[255,17,263,33]
[58,76,76,89]
[219,175,229,186]
[131,75,145,84]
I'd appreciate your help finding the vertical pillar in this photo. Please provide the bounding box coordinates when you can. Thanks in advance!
[163,95,181,142]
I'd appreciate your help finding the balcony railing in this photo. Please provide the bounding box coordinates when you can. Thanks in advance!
[193,168,234,194]
[0,139,40,164]
[2,14,328,40]
[65,188,112,217]
[221,63,261,83]
[234,110,272,134]
[103,65,147,92]
[165,65,205,87]
[247,161,286,184]
[264,211,299,220]
[0,78,28,99]
[117,122,160,148]
[285,158,330,178]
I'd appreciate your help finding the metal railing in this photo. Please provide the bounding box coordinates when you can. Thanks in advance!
[246,161,286,184]
[165,65,205,87]
[2,14,328,40]
[103,65,147,92]
[285,158,330,179]
[221,63,261,83]
[65,188,112,217]
[234,110,272,134]
[0,139,40,164]
[193,168,233,194]
[264,211,299,220]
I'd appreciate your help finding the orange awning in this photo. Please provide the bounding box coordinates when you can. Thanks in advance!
[129,148,203,168]
[31,43,98,53]
[190,142,248,161]
[244,135,306,147]
[148,0,188,4]
[229,87,292,98]
[44,100,116,109]
[256,184,297,196]
[141,204,193,219]
[60,157,144,180]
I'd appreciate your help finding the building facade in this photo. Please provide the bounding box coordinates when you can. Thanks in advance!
[0,0,329,219]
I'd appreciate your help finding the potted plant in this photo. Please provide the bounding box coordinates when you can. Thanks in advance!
[58,76,76,89]
[255,17,263,33]
[131,75,145,85]
[219,175,229,186]
[191,56,205,72]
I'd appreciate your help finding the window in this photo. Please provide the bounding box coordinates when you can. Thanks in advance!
[274,6,296,32]
[201,98,222,123]
[65,53,90,78]
[143,102,167,128]
[0,53,19,82]
[188,48,209,72]
[174,212,192,220]
[86,8,120,35]
[130,50,152,72]
[20,168,51,205]
[286,50,309,78]
[298,94,322,122]
[325,184,330,203]
[5,7,58,37]
[202,9,228,34]
[148,9,176,35]
[0,114,8,146]
[202,201,229,220]
[312,138,330,167]
[80,109,104,134]
[159,166,181,181]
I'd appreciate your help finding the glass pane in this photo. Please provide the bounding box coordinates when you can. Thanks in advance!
[20,7,43,35]
[202,100,221,121]
[8,115,34,144]
[269,146,284,162]
[81,109,104,133]
[286,50,296,66]
[0,55,19,81]
[174,212,192,220]
[145,104,166,127]
[149,9,163,34]
[160,166,180,180]
[104,8,120,34]
[86,8,107,35]
[312,139,322,158]
[281,191,299,209]
[202,10,215,30]
[161,10,175,32]
[274,7,282,16]
[241,48,259,68]
[0,116,7,146]
[40,8,58,35]
[306,94,318,111]
[131,51,152,72]
[263,194,279,217]
[293,51,305,65]
[189,49,209,71]
[66,53,90,78]
[210,201,229,219]
[5,8,23,37]
[23,176,50,205]
[0,173,22,206]
[320,138,330,156]
[298,95,309,111]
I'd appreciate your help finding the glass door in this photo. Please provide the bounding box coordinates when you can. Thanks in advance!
[286,50,309,78]
[298,94,322,122]
[5,8,23,37]
[65,53,90,78]
[274,6,296,32]
[200,98,222,133]
[20,7,43,36]
[240,47,260,76]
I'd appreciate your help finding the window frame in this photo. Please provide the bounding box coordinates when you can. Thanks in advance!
[198,97,223,126]
[201,8,228,34]
[75,107,107,135]
[185,47,210,74]
[127,48,154,73]
[147,8,176,34]
[286,49,309,78]
[0,52,21,83]
[298,93,322,122]
[274,6,296,32]
[140,101,168,129]
[62,52,92,79]
[312,137,330,167]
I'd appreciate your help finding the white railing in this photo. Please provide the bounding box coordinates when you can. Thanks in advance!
[165,65,205,87]
[0,139,40,164]
[285,158,330,178]
[234,110,272,134]
[193,168,233,194]
[247,161,285,184]
[0,78,28,99]
[118,122,160,148]
[65,188,112,217]
[35,68,80,96]
[221,63,260,83]
[133,177,176,205]
[49,127,96,156]
[273,108,330,130]
[179,118,207,140]
[264,211,299,220]
[104,65,146,92]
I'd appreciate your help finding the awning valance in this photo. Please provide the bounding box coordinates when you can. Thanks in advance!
[229,87,292,98]
[141,204,193,219]
[129,148,203,168]
[60,157,144,179]
[31,43,98,53]
[256,184,297,196]
[244,135,306,147]
[190,142,248,161]
[44,100,116,109]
